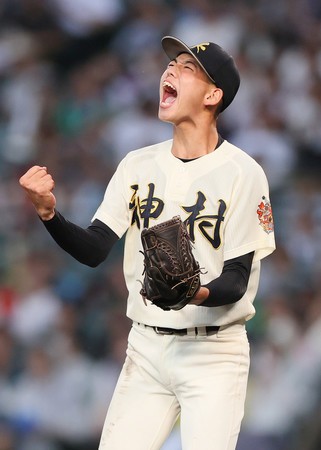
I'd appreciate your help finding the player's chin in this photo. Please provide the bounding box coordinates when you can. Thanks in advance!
[158,104,176,123]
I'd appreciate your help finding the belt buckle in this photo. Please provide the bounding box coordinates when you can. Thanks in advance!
[154,327,174,335]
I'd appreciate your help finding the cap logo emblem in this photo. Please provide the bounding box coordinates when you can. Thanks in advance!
[192,43,210,53]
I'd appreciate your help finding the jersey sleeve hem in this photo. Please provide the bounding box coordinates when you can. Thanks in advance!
[224,240,275,263]
[91,210,125,239]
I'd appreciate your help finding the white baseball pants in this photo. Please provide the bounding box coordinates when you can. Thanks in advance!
[98,320,250,450]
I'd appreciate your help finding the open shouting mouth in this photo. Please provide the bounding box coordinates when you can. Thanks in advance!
[160,80,177,108]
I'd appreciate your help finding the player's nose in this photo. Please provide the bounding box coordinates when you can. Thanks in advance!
[160,64,178,86]
[166,64,178,79]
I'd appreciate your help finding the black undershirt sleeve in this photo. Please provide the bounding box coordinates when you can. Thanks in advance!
[200,252,254,307]
[41,211,119,267]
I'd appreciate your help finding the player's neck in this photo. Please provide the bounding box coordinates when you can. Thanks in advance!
[171,122,218,159]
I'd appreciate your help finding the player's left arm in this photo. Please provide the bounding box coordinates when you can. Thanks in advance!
[191,251,254,306]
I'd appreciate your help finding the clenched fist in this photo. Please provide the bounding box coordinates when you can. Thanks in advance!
[19,166,56,221]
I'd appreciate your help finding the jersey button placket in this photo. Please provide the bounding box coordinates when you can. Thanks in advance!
[175,166,187,189]
[166,163,189,202]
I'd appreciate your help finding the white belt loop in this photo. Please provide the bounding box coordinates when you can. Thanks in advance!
[197,326,207,337]
[187,327,196,336]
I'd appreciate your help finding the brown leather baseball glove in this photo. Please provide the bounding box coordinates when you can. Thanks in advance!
[139,216,201,311]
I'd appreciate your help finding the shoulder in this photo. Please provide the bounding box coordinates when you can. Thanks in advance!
[221,139,266,179]
[120,139,173,166]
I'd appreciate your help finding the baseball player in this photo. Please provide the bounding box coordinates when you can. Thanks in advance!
[19,36,275,449]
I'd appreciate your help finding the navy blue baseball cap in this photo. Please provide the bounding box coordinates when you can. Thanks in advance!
[161,36,240,112]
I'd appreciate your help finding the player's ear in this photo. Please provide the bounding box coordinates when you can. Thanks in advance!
[204,87,223,107]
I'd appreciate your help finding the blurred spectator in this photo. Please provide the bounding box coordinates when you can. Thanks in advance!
[102,99,172,164]
[1,58,54,165]
[9,252,62,346]
[172,0,245,54]
[49,0,125,37]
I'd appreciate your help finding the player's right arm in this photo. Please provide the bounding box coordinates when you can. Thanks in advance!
[19,166,119,267]
[19,166,56,220]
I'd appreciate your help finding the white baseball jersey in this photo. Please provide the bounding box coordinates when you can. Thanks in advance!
[92,139,275,328]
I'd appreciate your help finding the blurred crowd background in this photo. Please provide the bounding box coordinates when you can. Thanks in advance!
[0,0,320,449]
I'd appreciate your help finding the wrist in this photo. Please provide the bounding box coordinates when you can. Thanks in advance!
[38,209,56,221]
[190,286,209,305]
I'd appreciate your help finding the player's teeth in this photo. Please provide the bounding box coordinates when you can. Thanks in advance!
[163,81,176,91]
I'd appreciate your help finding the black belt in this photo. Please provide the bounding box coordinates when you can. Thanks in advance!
[151,325,220,336]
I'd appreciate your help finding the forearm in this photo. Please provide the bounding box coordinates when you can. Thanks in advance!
[41,211,119,267]
[202,269,249,306]
[192,252,254,307]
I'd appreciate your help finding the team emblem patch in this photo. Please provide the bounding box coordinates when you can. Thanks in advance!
[257,197,274,234]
